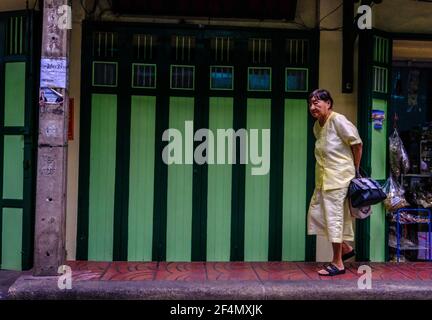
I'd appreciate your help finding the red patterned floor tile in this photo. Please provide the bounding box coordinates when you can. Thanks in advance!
[379,271,416,281]
[154,262,207,281]
[206,262,259,281]
[410,262,432,269]
[66,261,110,281]
[415,270,432,280]
[252,262,309,281]
[295,263,322,280]
[62,261,432,282]
[101,262,157,281]
[251,262,301,272]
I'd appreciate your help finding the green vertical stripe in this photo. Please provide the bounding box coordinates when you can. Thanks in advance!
[166,97,194,261]
[207,97,233,261]
[282,99,307,261]
[370,99,387,262]
[371,99,387,180]
[3,135,24,199]
[244,99,271,261]
[1,208,23,270]
[4,62,26,127]
[88,94,117,261]
[370,203,386,262]
[128,96,156,261]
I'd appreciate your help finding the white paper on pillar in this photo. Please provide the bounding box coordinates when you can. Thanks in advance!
[40,58,68,88]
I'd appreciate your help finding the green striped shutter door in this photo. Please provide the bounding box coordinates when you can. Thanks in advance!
[244,99,271,261]
[206,97,233,261]
[87,94,118,261]
[128,96,156,261]
[282,99,308,261]
[166,97,194,261]
[1,12,38,270]
[357,31,392,262]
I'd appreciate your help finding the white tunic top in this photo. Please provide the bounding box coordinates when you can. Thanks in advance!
[313,111,362,191]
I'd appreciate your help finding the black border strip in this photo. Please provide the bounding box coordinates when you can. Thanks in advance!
[191,33,209,261]
[151,34,170,261]
[112,31,132,261]
[76,20,92,260]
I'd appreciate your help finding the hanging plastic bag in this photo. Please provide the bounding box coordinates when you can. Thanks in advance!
[382,176,409,212]
[389,129,410,178]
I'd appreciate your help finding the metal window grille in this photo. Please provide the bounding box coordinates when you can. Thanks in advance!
[248,67,271,91]
[373,66,388,93]
[92,62,118,87]
[6,16,26,56]
[133,34,156,60]
[210,66,234,90]
[211,37,233,63]
[248,38,272,64]
[92,32,119,58]
[132,64,156,88]
[170,65,195,90]
[285,39,309,65]
[171,36,195,62]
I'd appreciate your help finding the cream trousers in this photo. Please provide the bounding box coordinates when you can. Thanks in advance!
[307,187,354,243]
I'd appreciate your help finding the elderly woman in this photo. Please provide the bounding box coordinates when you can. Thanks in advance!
[307,89,363,276]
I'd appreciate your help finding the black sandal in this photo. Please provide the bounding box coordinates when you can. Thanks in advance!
[342,249,356,261]
[318,263,346,276]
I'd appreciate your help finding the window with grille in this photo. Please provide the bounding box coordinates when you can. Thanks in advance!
[285,68,308,92]
[93,32,119,58]
[248,67,271,91]
[210,66,234,90]
[133,34,157,60]
[373,66,388,93]
[132,64,156,88]
[171,65,195,90]
[248,38,271,64]
[286,39,309,66]
[171,36,195,62]
[92,62,118,87]
[211,37,233,63]
[6,15,26,56]
[374,36,389,64]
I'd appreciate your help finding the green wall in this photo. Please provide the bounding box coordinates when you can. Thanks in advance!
[244,98,271,261]
[166,97,194,261]
[128,96,156,261]
[370,98,387,262]
[206,97,233,261]
[282,99,308,261]
[1,208,23,270]
[3,135,24,200]
[4,62,25,127]
[88,94,117,261]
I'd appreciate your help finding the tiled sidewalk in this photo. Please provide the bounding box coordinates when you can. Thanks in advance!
[66,261,432,282]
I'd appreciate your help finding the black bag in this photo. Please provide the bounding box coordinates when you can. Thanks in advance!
[348,172,387,208]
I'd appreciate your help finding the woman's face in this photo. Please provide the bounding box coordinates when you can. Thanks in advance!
[309,97,331,120]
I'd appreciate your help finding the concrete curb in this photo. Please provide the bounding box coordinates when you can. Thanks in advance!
[7,275,432,300]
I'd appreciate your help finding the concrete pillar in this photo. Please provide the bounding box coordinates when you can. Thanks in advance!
[33,0,71,276]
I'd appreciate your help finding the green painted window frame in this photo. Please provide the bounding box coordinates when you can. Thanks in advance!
[131,63,157,89]
[373,66,388,94]
[247,67,272,92]
[6,15,25,56]
[285,67,309,92]
[92,61,118,87]
[170,64,195,90]
[373,36,389,64]
[209,65,234,91]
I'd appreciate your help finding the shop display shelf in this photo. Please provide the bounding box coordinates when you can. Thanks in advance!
[393,208,432,262]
